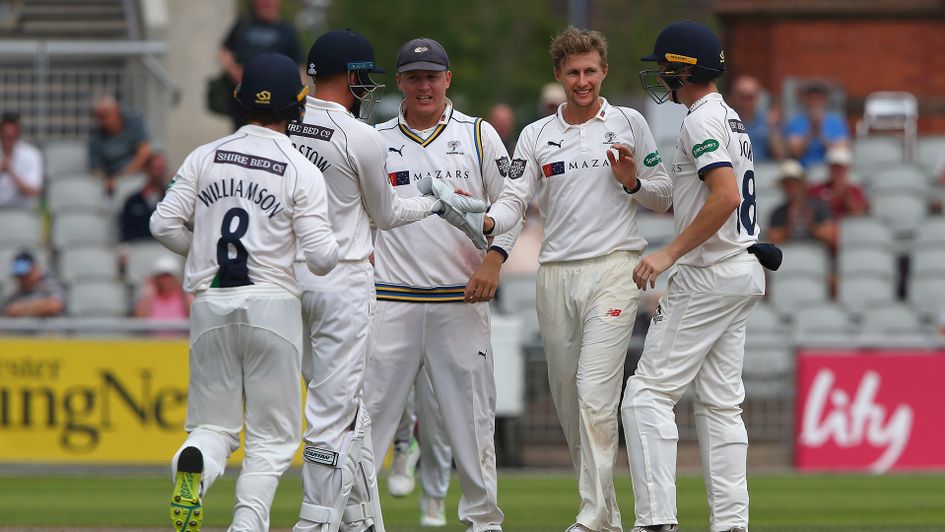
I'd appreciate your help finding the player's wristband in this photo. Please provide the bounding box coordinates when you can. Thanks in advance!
[623,180,642,194]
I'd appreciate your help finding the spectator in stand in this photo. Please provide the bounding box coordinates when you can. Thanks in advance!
[2,251,65,317]
[219,0,302,129]
[729,75,784,163]
[538,81,566,117]
[487,102,517,153]
[809,145,868,217]
[767,159,837,249]
[786,80,850,168]
[119,151,169,242]
[134,255,190,321]
[89,95,151,196]
[0,112,43,208]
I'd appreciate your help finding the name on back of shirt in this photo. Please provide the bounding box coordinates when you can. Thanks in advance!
[197,177,285,219]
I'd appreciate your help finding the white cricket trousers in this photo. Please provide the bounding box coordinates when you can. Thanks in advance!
[621,252,764,532]
[172,284,303,532]
[537,250,642,532]
[395,373,454,499]
[293,260,379,531]
[364,300,502,531]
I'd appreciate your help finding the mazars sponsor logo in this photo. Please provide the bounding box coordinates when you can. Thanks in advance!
[799,368,913,473]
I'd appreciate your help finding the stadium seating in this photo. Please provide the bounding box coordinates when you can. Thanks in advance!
[746,302,788,337]
[777,242,831,281]
[871,192,928,236]
[124,242,182,286]
[67,280,129,317]
[58,246,119,284]
[110,172,147,212]
[793,302,856,337]
[838,247,896,279]
[917,135,945,174]
[636,214,675,248]
[0,209,43,248]
[914,216,945,247]
[859,303,926,337]
[42,140,88,177]
[867,165,930,197]
[907,274,945,316]
[46,176,107,213]
[912,248,945,277]
[852,136,903,175]
[838,273,897,311]
[839,216,894,250]
[51,212,113,249]
[769,274,829,313]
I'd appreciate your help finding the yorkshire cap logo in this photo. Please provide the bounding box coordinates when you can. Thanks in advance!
[255,90,272,105]
[307,62,317,75]
[415,46,429,53]
[720,50,726,63]
[665,53,697,65]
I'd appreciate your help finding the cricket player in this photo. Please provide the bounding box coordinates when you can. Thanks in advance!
[424,27,672,532]
[387,374,454,527]
[363,37,520,531]
[287,29,451,532]
[622,21,778,532]
[152,53,339,532]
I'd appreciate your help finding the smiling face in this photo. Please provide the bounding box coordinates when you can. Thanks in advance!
[555,51,607,111]
[396,69,452,128]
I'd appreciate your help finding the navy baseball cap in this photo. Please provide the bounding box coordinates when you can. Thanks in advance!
[11,251,34,276]
[307,29,385,77]
[235,52,308,114]
[396,38,449,73]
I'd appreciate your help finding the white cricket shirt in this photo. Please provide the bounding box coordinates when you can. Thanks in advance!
[150,124,339,295]
[671,92,759,267]
[373,100,521,302]
[0,140,43,207]
[488,98,672,264]
[287,97,437,262]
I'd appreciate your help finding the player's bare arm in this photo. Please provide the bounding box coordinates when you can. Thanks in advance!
[633,165,740,289]
[464,250,504,303]
[606,143,638,190]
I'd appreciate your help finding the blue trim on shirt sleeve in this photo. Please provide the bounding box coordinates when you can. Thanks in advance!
[697,161,733,180]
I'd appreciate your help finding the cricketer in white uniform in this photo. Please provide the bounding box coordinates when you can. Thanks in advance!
[365,37,520,532]
[151,53,339,532]
[387,374,454,527]
[622,21,770,532]
[286,30,440,532]
[481,28,672,532]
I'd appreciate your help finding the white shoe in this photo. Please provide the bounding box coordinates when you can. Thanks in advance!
[388,439,420,497]
[631,525,678,532]
[419,495,446,527]
[565,525,594,532]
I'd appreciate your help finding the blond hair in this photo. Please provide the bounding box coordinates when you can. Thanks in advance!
[550,26,608,71]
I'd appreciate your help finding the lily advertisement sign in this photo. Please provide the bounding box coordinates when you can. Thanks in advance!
[795,350,945,473]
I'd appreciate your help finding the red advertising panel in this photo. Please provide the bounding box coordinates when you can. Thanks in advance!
[795,350,945,473]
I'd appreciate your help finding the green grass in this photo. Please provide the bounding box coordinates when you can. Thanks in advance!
[1,472,944,530]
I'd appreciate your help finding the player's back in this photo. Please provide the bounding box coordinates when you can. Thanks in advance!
[176,125,326,295]
[672,92,758,267]
[288,96,376,262]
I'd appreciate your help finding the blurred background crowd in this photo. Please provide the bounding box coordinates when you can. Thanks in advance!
[2,0,945,464]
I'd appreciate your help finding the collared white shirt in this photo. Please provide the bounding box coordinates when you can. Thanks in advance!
[671,92,758,267]
[489,98,672,264]
[372,100,521,299]
[150,124,338,295]
[0,140,43,207]
[287,96,436,262]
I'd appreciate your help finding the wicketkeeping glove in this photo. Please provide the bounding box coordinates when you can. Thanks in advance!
[417,178,489,250]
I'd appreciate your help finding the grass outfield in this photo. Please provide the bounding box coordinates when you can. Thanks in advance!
[1,472,944,531]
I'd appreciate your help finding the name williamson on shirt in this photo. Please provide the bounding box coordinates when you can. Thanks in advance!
[197,178,285,219]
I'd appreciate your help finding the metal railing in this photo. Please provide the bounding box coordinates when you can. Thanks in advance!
[0,39,179,146]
